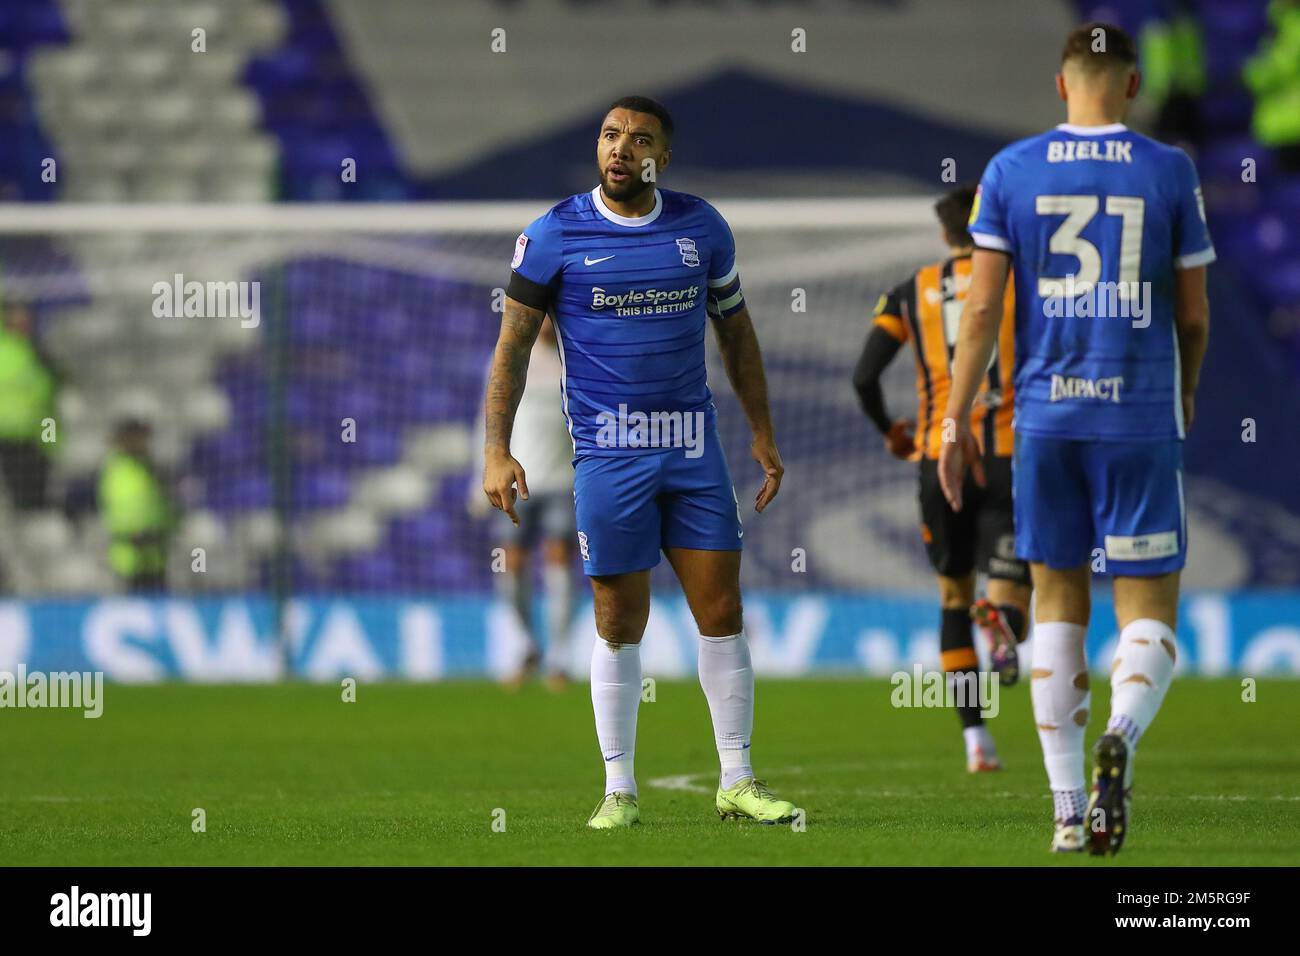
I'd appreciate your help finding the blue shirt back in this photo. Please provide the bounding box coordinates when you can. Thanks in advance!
[510,186,743,456]
[968,123,1215,441]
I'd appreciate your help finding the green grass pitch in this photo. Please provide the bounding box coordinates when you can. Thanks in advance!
[2,677,1296,865]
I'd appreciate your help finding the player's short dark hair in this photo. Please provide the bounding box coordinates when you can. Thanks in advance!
[934,184,977,247]
[606,95,674,143]
[1061,22,1137,72]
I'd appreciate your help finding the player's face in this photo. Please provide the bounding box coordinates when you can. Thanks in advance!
[596,109,670,201]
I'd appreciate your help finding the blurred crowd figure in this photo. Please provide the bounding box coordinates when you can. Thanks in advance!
[98,418,175,593]
[1245,0,1300,169]
[472,316,578,689]
[0,302,177,594]
[0,301,58,510]
[1074,1,1206,144]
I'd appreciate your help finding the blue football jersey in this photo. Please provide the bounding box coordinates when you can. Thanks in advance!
[968,123,1215,441]
[509,186,744,456]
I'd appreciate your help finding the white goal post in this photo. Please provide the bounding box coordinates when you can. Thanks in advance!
[0,198,948,597]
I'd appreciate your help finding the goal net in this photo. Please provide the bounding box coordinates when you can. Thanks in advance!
[0,199,947,602]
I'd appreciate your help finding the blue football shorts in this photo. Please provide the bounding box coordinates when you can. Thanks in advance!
[572,429,743,576]
[1013,433,1187,576]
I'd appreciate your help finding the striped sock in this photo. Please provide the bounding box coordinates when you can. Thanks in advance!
[1052,787,1088,824]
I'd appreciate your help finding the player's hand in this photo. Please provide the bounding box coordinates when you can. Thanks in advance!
[1181,391,1195,431]
[884,419,916,460]
[483,449,528,526]
[937,419,985,512]
[751,433,784,513]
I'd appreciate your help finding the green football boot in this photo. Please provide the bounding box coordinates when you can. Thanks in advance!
[586,791,640,829]
[715,777,798,824]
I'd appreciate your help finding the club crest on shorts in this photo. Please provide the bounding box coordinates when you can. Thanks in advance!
[577,530,589,560]
[675,237,700,267]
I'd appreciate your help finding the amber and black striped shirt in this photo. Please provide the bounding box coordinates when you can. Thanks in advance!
[859,254,1016,460]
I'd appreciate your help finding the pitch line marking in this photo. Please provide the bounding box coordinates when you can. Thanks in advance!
[645,767,1298,803]
[647,766,806,794]
[646,773,711,793]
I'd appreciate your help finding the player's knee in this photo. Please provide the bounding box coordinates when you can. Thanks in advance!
[694,591,743,636]
[595,615,646,644]
[937,574,974,609]
[594,615,645,645]
[592,593,648,644]
[1032,584,1089,627]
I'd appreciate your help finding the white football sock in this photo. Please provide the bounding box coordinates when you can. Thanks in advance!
[963,725,997,760]
[1031,622,1090,820]
[697,631,754,790]
[590,638,641,796]
[1108,618,1178,787]
[542,562,574,673]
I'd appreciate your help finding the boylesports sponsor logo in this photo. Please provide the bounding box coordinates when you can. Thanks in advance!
[591,284,699,314]
[1049,374,1123,403]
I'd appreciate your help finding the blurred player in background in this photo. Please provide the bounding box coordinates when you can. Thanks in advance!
[483,96,799,829]
[99,418,175,593]
[853,184,1031,775]
[472,316,577,690]
[941,23,1213,854]
[0,301,58,511]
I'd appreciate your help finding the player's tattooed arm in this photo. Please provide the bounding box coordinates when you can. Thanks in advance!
[1173,265,1210,430]
[712,305,783,512]
[482,296,544,525]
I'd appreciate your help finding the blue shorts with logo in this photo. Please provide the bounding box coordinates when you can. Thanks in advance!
[572,429,743,576]
[1013,433,1186,576]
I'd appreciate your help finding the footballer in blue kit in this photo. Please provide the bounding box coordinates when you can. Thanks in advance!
[941,24,1213,856]
[482,96,799,829]
[507,176,746,576]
